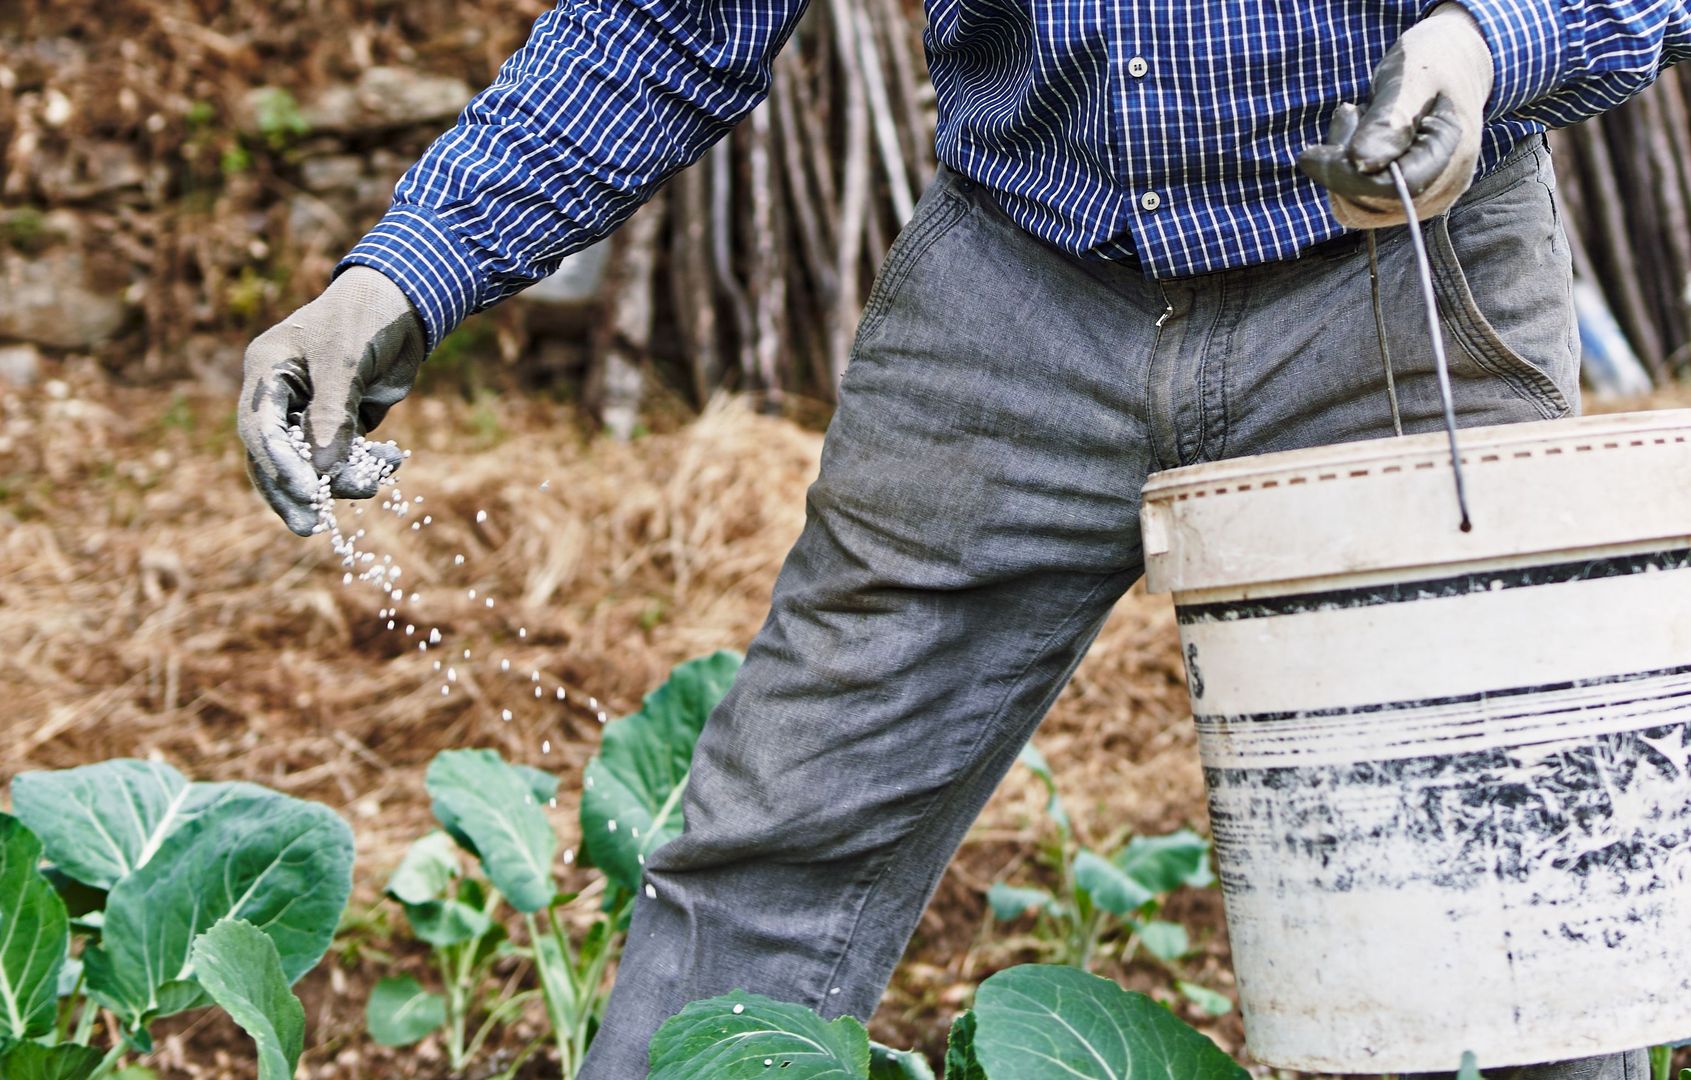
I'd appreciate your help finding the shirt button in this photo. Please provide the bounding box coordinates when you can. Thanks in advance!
[1140,191,1162,211]
[1128,56,1150,78]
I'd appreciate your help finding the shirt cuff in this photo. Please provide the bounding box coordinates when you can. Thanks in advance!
[338,206,483,353]
[1439,1,1571,119]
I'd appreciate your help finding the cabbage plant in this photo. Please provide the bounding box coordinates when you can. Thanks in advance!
[367,650,742,1079]
[648,963,1248,1080]
[649,973,1533,1080]
[0,760,354,1080]
[986,744,1228,1015]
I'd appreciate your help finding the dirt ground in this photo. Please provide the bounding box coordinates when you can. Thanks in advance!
[3,365,1687,1077]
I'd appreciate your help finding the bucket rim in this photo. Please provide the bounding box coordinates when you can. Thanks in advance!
[1142,408,1691,502]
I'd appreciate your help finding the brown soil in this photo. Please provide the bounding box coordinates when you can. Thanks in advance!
[3,367,1686,1078]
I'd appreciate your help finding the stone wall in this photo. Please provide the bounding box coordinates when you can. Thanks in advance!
[1,0,555,386]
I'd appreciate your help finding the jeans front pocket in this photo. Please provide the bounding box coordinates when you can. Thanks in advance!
[1426,147,1578,421]
[852,179,973,350]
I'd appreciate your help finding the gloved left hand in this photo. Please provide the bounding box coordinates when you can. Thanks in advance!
[237,266,423,535]
[1298,3,1494,228]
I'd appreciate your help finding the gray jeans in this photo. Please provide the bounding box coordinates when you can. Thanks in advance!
[581,137,1644,1080]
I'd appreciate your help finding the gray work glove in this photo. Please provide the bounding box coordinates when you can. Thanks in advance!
[236,266,424,535]
[1298,3,1494,228]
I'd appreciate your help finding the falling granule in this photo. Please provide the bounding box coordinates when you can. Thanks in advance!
[447,668,457,683]
[342,573,353,586]
[501,659,510,672]
[475,510,488,523]
[518,627,527,638]
[386,620,395,630]
[588,696,600,710]
[405,624,415,636]
[555,688,566,700]
[501,709,513,721]
[462,649,471,659]
[418,642,427,652]
[428,628,442,644]
[542,740,551,753]
[484,598,494,608]
[563,848,575,865]
[597,712,608,724]
[409,593,420,603]
[631,827,640,838]
[647,884,658,900]
[531,671,540,682]
[607,820,617,832]
[829,987,841,996]
[410,522,420,531]
[534,687,543,698]
[440,686,450,696]
[733,1004,745,1015]
[454,554,465,566]
[433,660,442,672]
[638,853,645,865]
[539,480,549,491]
[390,588,403,601]
[414,495,424,504]
[468,589,477,599]
[584,776,594,789]
[422,515,432,525]
[548,797,557,808]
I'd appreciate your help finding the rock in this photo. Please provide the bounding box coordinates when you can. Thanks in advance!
[519,244,612,336]
[287,191,348,243]
[354,149,411,210]
[0,213,131,348]
[354,176,398,213]
[524,243,612,306]
[41,88,74,127]
[33,139,149,201]
[296,66,473,134]
[0,343,42,386]
[5,37,89,93]
[298,154,363,193]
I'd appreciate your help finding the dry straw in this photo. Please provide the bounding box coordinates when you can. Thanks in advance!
[0,379,1203,897]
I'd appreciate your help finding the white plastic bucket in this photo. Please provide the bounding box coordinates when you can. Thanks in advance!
[1140,410,1691,1074]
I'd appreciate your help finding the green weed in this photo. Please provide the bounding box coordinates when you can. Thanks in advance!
[984,744,1227,1016]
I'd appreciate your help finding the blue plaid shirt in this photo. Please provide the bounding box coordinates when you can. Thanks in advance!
[344,0,1691,351]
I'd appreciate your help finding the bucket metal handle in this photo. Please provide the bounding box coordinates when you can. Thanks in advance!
[1385,161,1473,533]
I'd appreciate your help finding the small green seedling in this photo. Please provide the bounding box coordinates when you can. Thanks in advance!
[368,747,591,1077]
[1,760,353,1080]
[370,650,742,1079]
[366,825,535,1073]
[985,745,1226,1016]
[650,964,1248,1079]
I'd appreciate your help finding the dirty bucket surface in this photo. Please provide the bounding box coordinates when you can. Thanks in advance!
[1141,410,1691,1073]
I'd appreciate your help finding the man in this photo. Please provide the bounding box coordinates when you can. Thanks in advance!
[238,1,1691,1076]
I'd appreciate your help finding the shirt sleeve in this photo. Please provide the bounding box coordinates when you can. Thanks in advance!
[1446,0,1691,124]
[340,0,809,350]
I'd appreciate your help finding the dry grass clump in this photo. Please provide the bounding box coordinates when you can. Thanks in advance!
[0,379,824,861]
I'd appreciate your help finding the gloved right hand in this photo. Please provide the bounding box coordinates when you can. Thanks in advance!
[1297,2,1495,228]
[236,266,424,535]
